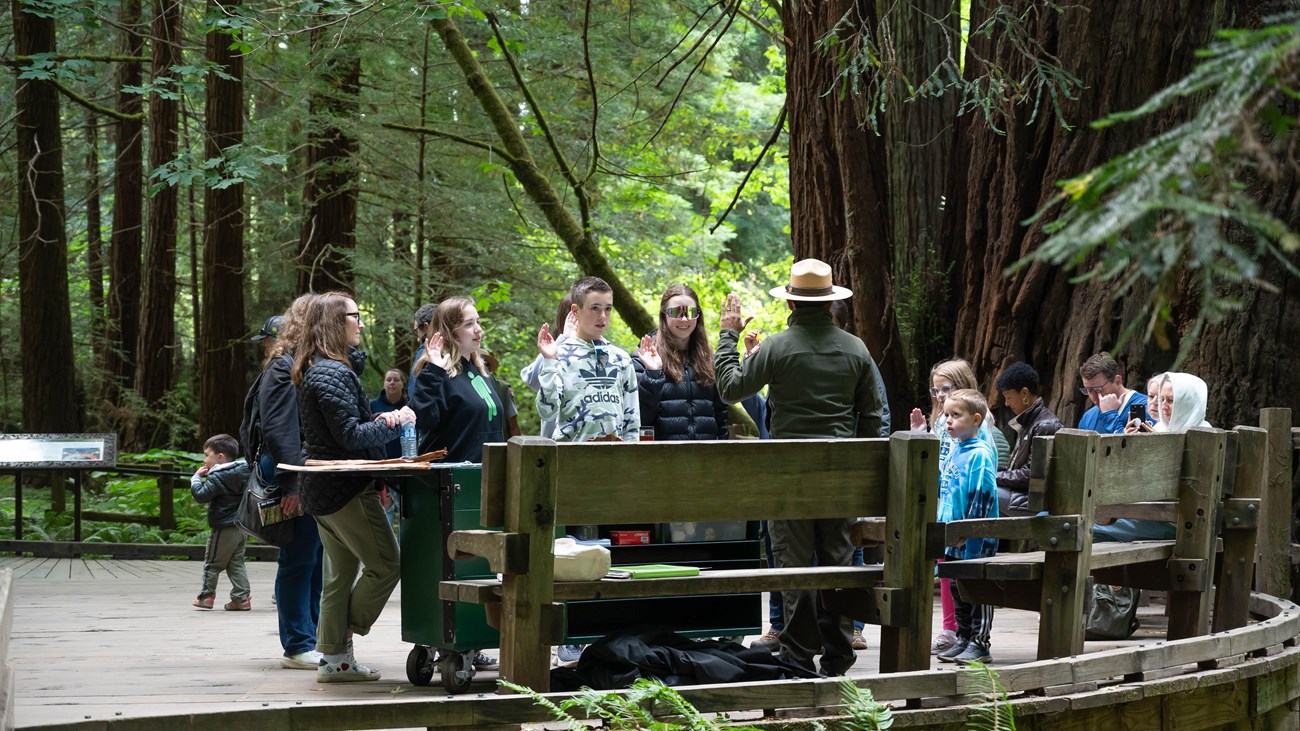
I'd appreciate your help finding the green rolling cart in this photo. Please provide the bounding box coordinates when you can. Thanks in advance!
[397,463,498,692]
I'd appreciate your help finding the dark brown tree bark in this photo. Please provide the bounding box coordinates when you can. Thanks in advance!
[198,0,247,440]
[104,0,145,412]
[782,0,930,422]
[134,0,183,447]
[297,28,360,295]
[85,113,106,369]
[786,0,1300,428]
[12,0,79,432]
[954,1,1235,426]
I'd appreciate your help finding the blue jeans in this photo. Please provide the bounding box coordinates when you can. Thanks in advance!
[262,455,323,657]
[277,514,323,656]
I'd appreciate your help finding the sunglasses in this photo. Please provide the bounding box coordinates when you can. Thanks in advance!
[664,306,702,320]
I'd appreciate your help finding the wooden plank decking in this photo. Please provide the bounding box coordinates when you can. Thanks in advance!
[5,557,1171,730]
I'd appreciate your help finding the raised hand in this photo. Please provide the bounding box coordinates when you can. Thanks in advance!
[719,292,753,333]
[743,330,762,358]
[426,332,450,369]
[909,407,927,432]
[563,310,578,338]
[537,323,558,360]
[636,335,662,370]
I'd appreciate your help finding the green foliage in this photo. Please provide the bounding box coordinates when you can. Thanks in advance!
[963,661,1016,731]
[838,678,894,730]
[817,1,1081,134]
[1017,11,1300,362]
[499,677,760,730]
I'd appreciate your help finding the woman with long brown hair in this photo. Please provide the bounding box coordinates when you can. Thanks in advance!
[409,296,504,463]
[293,292,414,682]
[632,284,728,441]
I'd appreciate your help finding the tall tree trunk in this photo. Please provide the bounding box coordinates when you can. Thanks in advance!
[198,0,247,440]
[134,0,182,447]
[12,0,79,432]
[954,1,1233,425]
[392,211,413,368]
[104,0,145,414]
[782,0,915,422]
[787,0,1300,429]
[297,28,360,295]
[85,113,106,371]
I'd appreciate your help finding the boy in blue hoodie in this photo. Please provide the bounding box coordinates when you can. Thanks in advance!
[935,389,999,665]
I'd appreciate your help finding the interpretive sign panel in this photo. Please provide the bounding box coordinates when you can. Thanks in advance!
[0,434,117,469]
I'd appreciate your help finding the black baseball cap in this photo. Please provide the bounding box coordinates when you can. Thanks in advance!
[250,315,284,342]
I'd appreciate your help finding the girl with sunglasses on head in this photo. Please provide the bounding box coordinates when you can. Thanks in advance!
[632,284,729,442]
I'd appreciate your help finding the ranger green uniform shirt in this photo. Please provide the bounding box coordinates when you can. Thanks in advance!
[714,307,883,440]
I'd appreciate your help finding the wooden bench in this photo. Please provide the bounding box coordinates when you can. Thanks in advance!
[938,425,1266,662]
[440,433,940,693]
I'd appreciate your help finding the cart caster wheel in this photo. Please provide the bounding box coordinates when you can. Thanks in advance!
[406,645,434,686]
[440,651,475,694]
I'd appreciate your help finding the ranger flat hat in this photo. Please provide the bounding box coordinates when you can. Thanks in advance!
[768,258,853,301]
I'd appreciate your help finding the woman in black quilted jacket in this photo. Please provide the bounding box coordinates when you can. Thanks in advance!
[292,292,415,683]
[632,284,728,441]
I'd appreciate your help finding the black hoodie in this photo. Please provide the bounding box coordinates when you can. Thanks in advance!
[409,358,504,463]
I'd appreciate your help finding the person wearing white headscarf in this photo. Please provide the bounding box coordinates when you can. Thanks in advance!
[1104,372,1212,542]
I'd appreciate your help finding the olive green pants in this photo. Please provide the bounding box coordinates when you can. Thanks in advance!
[313,489,400,656]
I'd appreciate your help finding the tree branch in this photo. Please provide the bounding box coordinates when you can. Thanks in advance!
[51,79,144,121]
[12,53,151,63]
[381,122,519,165]
[581,0,600,186]
[484,12,592,233]
[711,102,786,234]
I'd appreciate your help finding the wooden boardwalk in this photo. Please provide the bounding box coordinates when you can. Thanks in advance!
[6,556,1171,730]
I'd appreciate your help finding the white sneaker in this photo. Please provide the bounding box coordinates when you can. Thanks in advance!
[317,656,381,683]
[280,650,323,670]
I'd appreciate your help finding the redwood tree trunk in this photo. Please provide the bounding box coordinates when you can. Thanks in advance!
[954,1,1235,425]
[297,29,361,295]
[85,113,106,369]
[12,0,79,432]
[786,0,1300,429]
[198,0,247,440]
[105,0,145,412]
[783,0,923,423]
[134,0,182,447]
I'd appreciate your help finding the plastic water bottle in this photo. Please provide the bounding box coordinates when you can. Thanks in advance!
[400,423,417,459]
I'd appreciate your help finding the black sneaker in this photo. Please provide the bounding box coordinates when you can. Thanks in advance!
[953,641,991,665]
[937,637,969,663]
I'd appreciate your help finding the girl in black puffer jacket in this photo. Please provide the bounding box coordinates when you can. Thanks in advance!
[293,292,415,683]
[632,284,728,441]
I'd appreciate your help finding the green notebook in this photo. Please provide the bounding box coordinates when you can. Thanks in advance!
[605,564,701,579]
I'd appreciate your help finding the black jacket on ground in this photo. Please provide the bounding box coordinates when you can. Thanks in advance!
[192,462,250,529]
[409,358,504,463]
[296,356,397,516]
[632,353,729,442]
[550,626,820,691]
[996,398,1064,492]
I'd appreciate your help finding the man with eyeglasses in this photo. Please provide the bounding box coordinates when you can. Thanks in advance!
[1076,351,1149,434]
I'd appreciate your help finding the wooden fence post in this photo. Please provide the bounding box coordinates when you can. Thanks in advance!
[1259,409,1292,601]
[1038,429,1098,660]
[880,431,938,674]
[497,437,557,694]
[158,461,176,532]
